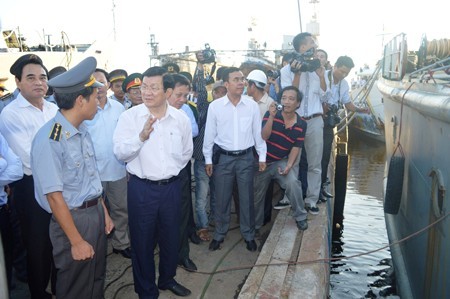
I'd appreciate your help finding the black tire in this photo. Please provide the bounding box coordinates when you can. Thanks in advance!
[333,154,348,226]
[384,156,405,214]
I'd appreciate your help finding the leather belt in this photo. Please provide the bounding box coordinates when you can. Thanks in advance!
[302,113,323,120]
[76,196,101,210]
[147,176,179,186]
[219,147,252,157]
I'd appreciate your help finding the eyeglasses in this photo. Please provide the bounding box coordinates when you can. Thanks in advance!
[140,84,162,93]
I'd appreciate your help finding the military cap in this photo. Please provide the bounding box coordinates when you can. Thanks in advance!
[162,62,180,74]
[109,69,128,83]
[122,73,142,92]
[48,56,103,93]
[10,54,46,77]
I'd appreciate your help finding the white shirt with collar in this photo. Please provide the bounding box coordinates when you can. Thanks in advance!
[255,93,275,119]
[113,103,193,181]
[325,70,351,106]
[0,93,58,175]
[203,94,267,164]
[280,64,329,117]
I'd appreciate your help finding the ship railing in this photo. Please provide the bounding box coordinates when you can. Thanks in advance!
[408,56,450,83]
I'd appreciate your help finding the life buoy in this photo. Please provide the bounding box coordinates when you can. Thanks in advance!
[384,156,405,214]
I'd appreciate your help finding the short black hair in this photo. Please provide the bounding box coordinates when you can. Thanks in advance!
[280,86,303,103]
[292,32,312,52]
[55,87,95,110]
[316,49,328,60]
[222,67,241,82]
[95,68,109,82]
[142,66,175,91]
[335,56,355,69]
[172,73,191,89]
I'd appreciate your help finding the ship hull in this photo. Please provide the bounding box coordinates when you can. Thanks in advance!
[378,78,450,299]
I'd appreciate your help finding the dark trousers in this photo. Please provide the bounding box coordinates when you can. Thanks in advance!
[14,175,56,299]
[0,203,13,292]
[298,144,308,198]
[213,151,255,241]
[178,161,192,262]
[321,125,334,185]
[50,202,106,299]
[128,175,181,298]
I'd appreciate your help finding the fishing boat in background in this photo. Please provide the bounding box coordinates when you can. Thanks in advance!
[379,33,450,299]
[348,64,385,142]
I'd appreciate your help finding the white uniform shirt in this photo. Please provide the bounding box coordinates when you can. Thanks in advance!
[255,93,275,119]
[203,94,267,164]
[113,103,193,181]
[0,93,58,175]
[280,64,329,117]
[325,70,351,106]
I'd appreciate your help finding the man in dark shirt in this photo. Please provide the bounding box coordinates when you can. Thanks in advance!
[254,86,309,230]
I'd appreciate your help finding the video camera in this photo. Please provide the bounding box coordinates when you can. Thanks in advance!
[200,43,216,64]
[291,48,321,73]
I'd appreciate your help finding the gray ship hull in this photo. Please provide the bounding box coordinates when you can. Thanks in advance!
[378,75,450,299]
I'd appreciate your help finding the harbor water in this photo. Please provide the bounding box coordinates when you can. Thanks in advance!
[330,133,399,298]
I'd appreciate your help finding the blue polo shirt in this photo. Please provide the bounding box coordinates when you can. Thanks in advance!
[262,110,307,163]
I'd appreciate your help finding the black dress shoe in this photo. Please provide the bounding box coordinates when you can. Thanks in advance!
[159,282,191,297]
[189,232,201,244]
[178,258,197,272]
[245,240,257,252]
[209,239,223,251]
[112,247,132,259]
[321,188,333,198]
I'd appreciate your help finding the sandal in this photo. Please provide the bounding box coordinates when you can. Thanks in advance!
[196,228,211,242]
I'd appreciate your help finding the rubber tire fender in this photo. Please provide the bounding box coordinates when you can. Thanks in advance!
[384,156,405,214]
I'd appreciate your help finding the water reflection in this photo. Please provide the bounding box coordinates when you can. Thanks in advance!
[330,134,399,298]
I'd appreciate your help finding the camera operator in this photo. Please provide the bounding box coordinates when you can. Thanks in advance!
[267,52,294,101]
[320,56,369,202]
[279,32,328,215]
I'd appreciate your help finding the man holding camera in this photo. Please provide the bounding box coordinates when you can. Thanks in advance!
[280,32,328,215]
[320,56,369,202]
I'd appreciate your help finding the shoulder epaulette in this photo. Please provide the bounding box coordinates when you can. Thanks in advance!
[188,100,197,108]
[49,123,62,141]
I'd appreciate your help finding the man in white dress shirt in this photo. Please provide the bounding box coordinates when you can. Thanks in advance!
[203,67,267,252]
[113,66,193,298]
[0,54,58,299]
[280,32,329,215]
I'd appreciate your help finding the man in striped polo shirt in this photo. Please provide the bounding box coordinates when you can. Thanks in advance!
[254,85,309,231]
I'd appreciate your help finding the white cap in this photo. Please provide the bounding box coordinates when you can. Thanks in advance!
[247,70,267,89]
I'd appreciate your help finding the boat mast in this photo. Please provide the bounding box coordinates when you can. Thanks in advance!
[112,0,117,41]
[297,0,303,32]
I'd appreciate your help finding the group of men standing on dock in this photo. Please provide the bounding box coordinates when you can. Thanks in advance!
[0,31,368,299]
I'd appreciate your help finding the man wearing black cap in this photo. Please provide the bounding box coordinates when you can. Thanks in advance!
[0,54,58,299]
[31,56,114,299]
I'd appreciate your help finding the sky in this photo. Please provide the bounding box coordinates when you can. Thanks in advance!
[1,0,447,73]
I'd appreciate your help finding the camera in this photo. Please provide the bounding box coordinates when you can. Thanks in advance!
[201,43,216,64]
[267,70,280,79]
[290,48,321,73]
[326,104,342,128]
[276,104,283,111]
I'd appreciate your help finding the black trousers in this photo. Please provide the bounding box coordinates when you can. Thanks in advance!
[178,161,193,262]
[0,203,13,292]
[14,175,56,299]
[321,125,335,185]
